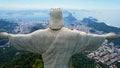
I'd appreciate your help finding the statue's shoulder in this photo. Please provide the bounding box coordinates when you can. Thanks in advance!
[35,28,49,32]
[62,27,74,31]
[30,28,49,35]
[61,27,80,35]
[61,27,87,34]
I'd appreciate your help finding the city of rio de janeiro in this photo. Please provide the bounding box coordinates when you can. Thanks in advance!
[0,0,120,68]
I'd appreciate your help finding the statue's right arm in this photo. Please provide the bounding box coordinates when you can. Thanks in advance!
[73,29,120,54]
[73,30,105,54]
[101,33,120,39]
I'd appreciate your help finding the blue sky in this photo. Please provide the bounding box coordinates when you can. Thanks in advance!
[0,0,120,27]
[0,0,120,9]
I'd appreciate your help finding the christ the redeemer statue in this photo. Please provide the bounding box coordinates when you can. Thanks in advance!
[0,8,120,68]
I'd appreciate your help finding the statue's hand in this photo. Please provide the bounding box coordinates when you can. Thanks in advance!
[0,32,9,39]
[105,33,120,39]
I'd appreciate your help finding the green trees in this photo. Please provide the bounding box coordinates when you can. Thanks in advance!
[1,52,42,68]
[72,53,96,68]
[0,50,109,68]
[0,52,97,68]
[32,59,43,68]
[0,46,18,65]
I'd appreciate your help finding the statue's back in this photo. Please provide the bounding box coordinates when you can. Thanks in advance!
[34,27,78,68]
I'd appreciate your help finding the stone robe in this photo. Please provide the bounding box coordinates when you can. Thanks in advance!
[9,27,105,68]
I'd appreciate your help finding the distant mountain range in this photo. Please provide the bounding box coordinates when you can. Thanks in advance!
[81,17,120,33]
[0,9,120,28]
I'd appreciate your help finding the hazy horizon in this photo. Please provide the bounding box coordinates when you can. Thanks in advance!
[0,0,120,27]
[0,0,120,10]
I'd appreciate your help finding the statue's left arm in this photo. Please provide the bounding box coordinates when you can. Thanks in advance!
[2,32,38,53]
[0,31,44,54]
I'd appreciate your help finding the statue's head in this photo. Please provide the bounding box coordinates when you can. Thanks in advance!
[49,8,64,30]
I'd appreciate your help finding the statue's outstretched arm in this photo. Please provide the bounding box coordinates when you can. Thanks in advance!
[101,33,120,39]
[73,30,120,53]
[82,32,119,51]
[0,32,31,40]
[0,32,10,39]
[0,29,48,54]
[0,32,39,53]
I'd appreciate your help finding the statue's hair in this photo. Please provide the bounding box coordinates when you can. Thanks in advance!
[49,8,64,30]
[50,8,61,11]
